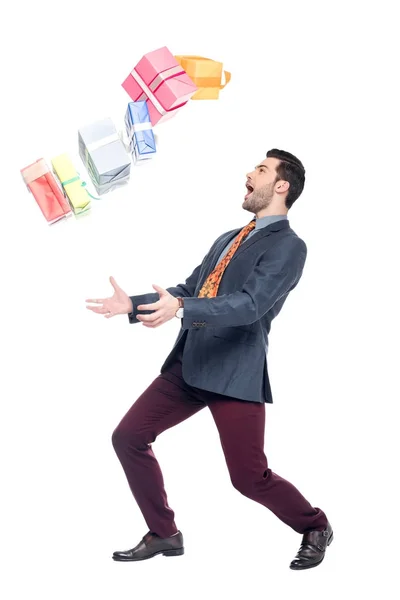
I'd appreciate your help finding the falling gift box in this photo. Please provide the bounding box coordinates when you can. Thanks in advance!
[122,46,198,126]
[78,118,131,195]
[174,55,231,100]
[51,153,92,215]
[124,101,156,162]
[21,158,72,224]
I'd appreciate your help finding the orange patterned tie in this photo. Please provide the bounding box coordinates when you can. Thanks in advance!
[198,219,256,298]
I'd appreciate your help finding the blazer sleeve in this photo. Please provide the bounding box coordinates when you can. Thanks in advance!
[127,230,233,324]
[127,263,202,324]
[180,237,307,329]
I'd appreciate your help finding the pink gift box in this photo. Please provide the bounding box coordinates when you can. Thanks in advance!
[122,46,197,126]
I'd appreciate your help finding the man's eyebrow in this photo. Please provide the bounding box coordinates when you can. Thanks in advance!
[256,164,268,170]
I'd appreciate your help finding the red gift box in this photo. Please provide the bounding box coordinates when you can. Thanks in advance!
[21,159,72,224]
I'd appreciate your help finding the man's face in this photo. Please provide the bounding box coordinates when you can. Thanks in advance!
[243,157,282,214]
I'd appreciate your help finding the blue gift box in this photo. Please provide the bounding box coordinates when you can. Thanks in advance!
[124,101,156,162]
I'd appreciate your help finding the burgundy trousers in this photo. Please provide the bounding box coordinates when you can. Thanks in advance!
[112,358,327,539]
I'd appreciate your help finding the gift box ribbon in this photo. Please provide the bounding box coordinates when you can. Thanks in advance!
[128,121,153,141]
[86,132,121,153]
[61,175,100,201]
[130,64,188,117]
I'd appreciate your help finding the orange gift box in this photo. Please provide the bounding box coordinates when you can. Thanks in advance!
[174,55,231,99]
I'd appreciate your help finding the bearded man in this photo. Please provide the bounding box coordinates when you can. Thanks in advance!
[86,148,333,570]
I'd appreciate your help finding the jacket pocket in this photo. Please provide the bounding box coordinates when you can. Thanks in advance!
[213,327,256,346]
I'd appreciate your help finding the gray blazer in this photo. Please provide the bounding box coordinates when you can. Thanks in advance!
[129,219,307,403]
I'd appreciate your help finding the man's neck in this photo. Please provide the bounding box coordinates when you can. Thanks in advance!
[256,210,288,219]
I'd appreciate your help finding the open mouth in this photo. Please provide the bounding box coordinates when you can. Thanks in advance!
[245,183,254,199]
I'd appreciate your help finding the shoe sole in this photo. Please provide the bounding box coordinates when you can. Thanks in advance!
[112,547,184,562]
[289,532,334,571]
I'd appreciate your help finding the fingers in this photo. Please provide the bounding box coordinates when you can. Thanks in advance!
[141,318,165,328]
[152,284,167,295]
[87,306,115,317]
[109,276,120,291]
[86,305,111,314]
[137,301,160,311]
[136,311,163,323]
[86,292,116,318]
[137,312,166,327]
[85,298,106,305]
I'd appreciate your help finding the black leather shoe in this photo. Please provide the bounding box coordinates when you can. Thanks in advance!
[112,531,184,562]
[290,522,333,570]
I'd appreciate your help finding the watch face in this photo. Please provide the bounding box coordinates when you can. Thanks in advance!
[176,307,184,318]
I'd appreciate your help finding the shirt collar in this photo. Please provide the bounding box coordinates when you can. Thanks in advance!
[254,214,288,230]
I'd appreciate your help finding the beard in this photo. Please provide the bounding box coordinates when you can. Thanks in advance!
[242,182,275,214]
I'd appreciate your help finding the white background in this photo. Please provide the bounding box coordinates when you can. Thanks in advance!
[1,1,399,598]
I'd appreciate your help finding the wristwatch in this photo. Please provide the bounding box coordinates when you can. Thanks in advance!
[175,297,184,318]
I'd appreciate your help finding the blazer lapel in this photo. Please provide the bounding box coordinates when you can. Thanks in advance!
[205,219,290,275]
[206,228,241,272]
[229,219,290,265]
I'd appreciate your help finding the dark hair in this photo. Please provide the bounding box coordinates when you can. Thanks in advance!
[266,149,306,209]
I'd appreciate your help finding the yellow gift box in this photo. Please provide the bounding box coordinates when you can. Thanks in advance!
[174,55,231,100]
[51,153,92,215]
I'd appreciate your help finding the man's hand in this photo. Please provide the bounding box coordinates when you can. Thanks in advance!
[86,276,133,318]
[136,284,179,328]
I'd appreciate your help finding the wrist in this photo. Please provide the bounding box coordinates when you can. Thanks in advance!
[175,296,184,318]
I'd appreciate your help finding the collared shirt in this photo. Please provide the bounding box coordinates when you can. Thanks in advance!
[216,214,288,264]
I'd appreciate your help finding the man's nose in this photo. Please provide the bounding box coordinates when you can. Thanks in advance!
[246,171,253,179]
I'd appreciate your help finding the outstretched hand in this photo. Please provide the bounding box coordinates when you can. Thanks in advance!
[86,276,133,318]
[136,284,179,328]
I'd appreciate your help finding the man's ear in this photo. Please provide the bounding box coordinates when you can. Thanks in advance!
[275,180,289,194]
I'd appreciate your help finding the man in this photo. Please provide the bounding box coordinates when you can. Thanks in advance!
[86,149,333,570]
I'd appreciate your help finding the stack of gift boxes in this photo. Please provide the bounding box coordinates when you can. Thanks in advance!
[20,47,231,225]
